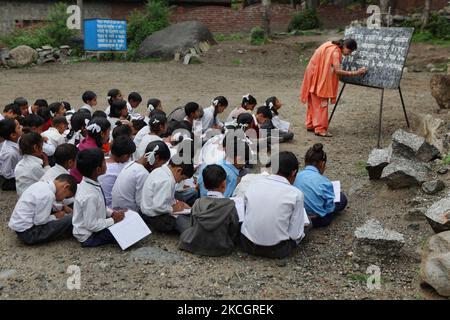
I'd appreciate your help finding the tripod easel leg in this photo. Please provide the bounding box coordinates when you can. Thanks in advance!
[398,86,410,129]
[328,83,346,125]
[377,88,385,148]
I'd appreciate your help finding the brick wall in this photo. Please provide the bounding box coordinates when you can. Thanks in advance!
[396,0,448,13]
[170,4,297,34]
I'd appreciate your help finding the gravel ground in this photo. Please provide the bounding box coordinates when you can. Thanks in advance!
[0,34,449,299]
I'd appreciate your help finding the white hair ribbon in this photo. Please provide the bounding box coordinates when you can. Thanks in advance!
[144,145,159,165]
[50,110,55,118]
[147,104,154,112]
[86,123,101,133]
[243,94,250,101]
[152,118,160,125]
[212,99,219,107]
[240,123,249,129]
[107,96,112,100]
[84,119,90,126]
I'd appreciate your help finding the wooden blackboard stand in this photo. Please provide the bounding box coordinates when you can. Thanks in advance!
[328,83,410,148]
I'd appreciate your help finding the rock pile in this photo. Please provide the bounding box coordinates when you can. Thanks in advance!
[0,44,72,68]
[36,45,72,65]
[425,197,450,233]
[366,129,441,190]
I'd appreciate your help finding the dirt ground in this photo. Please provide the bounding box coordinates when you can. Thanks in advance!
[0,34,449,300]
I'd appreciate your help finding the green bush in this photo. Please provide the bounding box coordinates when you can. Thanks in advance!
[127,0,170,60]
[250,26,266,45]
[427,12,450,40]
[288,9,322,32]
[0,2,76,49]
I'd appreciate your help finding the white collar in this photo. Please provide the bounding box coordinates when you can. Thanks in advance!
[207,191,224,198]
[83,176,101,187]
[161,165,176,184]
[54,164,69,173]
[266,174,291,185]
[24,154,43,165]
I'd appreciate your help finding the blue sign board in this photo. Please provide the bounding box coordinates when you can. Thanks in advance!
[84,19,127,51]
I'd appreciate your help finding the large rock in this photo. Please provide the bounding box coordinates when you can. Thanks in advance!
[422,180,445,195]
[420,231,450,297]
[353,219,405,258]
[366,147,391,179]
[412,113,445,154]
[8,45,38,67]
[391,129,440,162]
[425,197,450,233]
[0,48,9,67]
[431,74,450,109]
[380,157,429,189]
[137,21,216,59]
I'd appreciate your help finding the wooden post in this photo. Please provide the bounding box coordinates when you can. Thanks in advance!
[421,0,432,31]
[262,0,271,38]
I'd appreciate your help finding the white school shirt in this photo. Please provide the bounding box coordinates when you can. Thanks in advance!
[241,175,308,246]
[232,172,270,198]
[8,180,57,232]
[40,164,69,182]
[271,115,290,132]
[79,104,93,114]
[98,161,127,208]
[133,126,150,153]
[201,106,218,132]
[0,114,4,120]
[43,141,56,156]
[112,161,149,212]
[0,140,21,179]
[136,134,162,160]
[105,103,133,117]
[15,155,50,196]
[72,177,113,243]
[140,164,176,217]
[42,127,66,149]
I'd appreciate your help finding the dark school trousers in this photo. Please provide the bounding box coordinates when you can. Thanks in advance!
[0,175,16,191]
[140,213,191,234]
[82,228,117,247]
[240,233,298,259]
[16,214,73,245]
[309,192,348,228]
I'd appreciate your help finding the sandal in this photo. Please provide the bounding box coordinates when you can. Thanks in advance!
[315,131,333,137]
[306,128,314,132]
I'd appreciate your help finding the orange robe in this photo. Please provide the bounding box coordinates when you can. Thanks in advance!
[300,42,342,134]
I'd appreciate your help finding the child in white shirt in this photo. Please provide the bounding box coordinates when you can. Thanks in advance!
[15,132,50,196]
[80,91,97,115]
[8,174,76,245]
[136,113,167,159]
[0,118,22,190]
[42,116,68,149]
[98,135,136,208]
[112,141,171,212]
[72,148,125,247]
[202,96,228,133]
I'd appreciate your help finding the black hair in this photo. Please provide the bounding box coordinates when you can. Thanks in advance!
[222,135,251,163]
[147,98,161,114]
[265,96,279,115]
[149,108,166,118]
[202,164,227,190]
[19,132,43,155]
[169,158,195,178]
[14,97,28,107]
[332,38,357,51]
[3,103,21,117]
[76,148,105,178]
[305,143,327,167]
[62,101,71,112]
[107,89,121,106]
[54,174,77,195]
[131,119,147,133]
[163,119,190,143]
[275,151,299,179]
[92,110,107,119]
[128,92,142,103]
[54,143,79,167]
[49,102,64,116]
[86,117,111,147]
[148,113,167,135]
[82,90,97,103]
[212,96,228,118]
[242,94,257,109]
[111,135,136,157]
[144,140,171,164]
[170,139,195,177]
[256,105,273,120]
[52,116,68,127]
[34,99,48,109]
[22,114,45,129]
[236,112,254,129]
[0,118,18,140]
[66,112,91,142]
[109,100,128,118]
[184,102,200,118]
[112,123,132,140]
[78,108,92,116]
[37,107,51,122]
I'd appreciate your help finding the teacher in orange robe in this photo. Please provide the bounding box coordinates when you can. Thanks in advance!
[300,39,367,137]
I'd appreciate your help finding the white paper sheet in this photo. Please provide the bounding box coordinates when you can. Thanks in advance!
[231,197,245,222]
[172,208,191,215]
[108,210,151,250]
[332,181,341,203]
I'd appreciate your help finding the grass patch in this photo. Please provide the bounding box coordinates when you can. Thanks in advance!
[348,273,370,283]
[231,58,242,65]
[298,41,320,50]
[442,154,450,166]
[137,56,164,63]
[412,32,450,47]
[214,33,246,42]
[355,160,368,176]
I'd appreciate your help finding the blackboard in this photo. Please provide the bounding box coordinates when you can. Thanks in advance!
[340,27,414,89]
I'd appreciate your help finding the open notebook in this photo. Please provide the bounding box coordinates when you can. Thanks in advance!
[108,210,151,250]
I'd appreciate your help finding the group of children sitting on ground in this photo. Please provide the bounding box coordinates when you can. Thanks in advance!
[0,89,347,258]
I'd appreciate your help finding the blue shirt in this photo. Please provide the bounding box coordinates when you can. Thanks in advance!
[293,165,335,217]
[198,160,239,198]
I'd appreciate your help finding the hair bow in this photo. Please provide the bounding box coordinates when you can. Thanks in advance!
[243,94,250,101]
[84,119,90,126]
[86,123,101,133]
[152,118,160,125]
[212,99,219,107]
[107,96,112,100]
[144,145,159,165]
[147,104,154,112]
[50,110,55,118]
